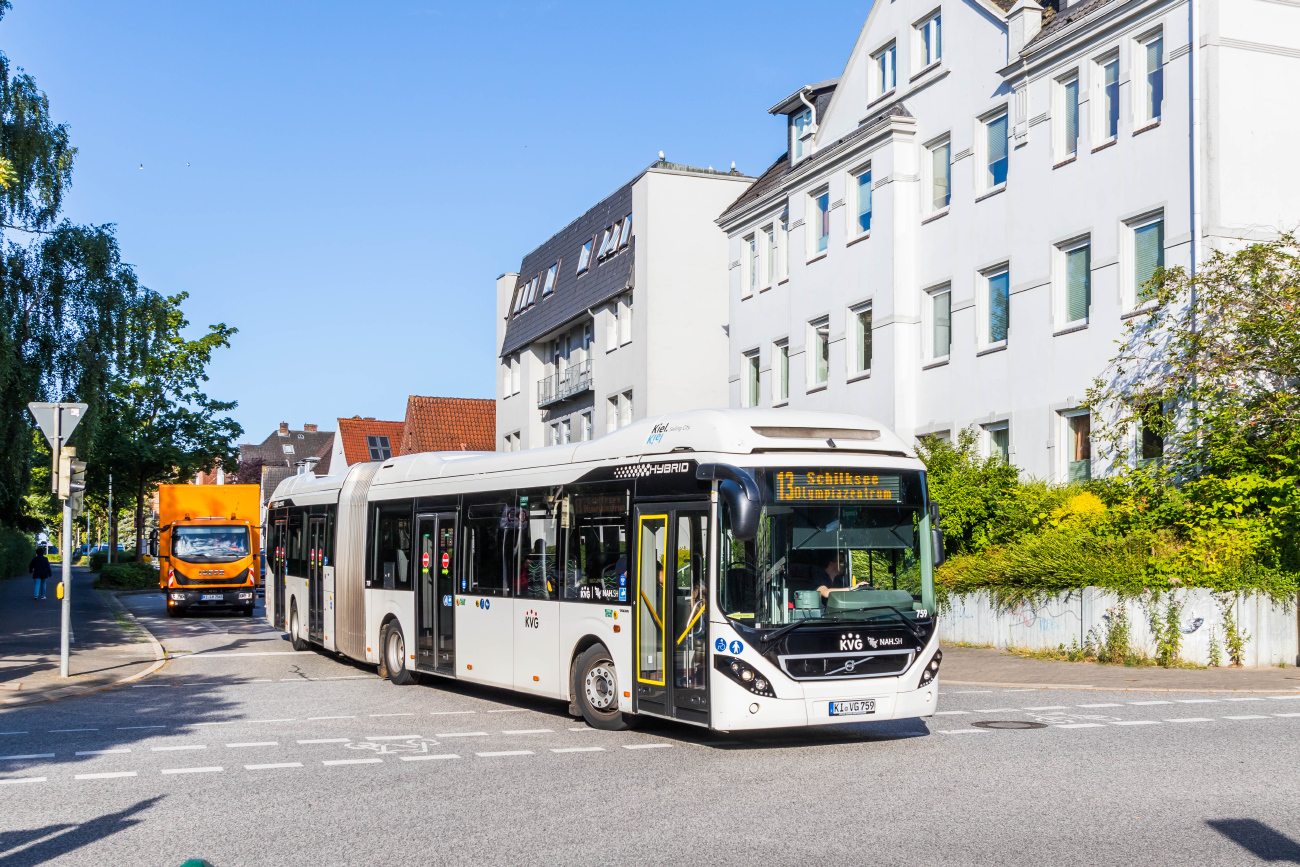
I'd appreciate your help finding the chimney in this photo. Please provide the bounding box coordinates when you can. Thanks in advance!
[304,423,318,432]
[1007,0,1044,59]
[278,422,289,436]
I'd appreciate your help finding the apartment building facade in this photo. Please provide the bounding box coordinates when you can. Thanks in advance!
[718,0,1300,481]
[496,159,753,450]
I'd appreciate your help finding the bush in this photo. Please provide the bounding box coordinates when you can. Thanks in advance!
[94,562,159,591]
[0,525,35,581]
[87,550,136,573]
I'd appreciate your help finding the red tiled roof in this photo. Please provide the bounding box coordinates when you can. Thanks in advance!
[399,396,496,455]
[336,417,405,465]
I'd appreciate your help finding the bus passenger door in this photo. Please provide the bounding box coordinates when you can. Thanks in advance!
[635,504,710,722]
[272,519,287,631]
[416,513,456,675]
[308,516,325,642]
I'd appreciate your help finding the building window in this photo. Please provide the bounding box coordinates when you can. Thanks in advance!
[1141,32,1164,125]
[617,215,632,249]
[930,287,951,359]
[852,304,872,374]
[620,390,633,427]
[810,318,830,386]
[1138,402,1165,463]
[987,268,1010,344]
[778,214,789,279]
[365,435,392,462]
[282,444,295,455]
[581,411,593,442]
[606,396,618,434]
[541,263,558,296]
[745,234,758,297]
[1061,239,1092,324]
[985,111,1009,189]
[560,418,572,445]
[984,422,1009,463]
[744,351,760,407]
[762,226,774,288]
[811,190,830,255]
[1099,53,1119,142]
[548,422,561,446]
[853,168,872,236]
[522,275,540,307]
[1057,72,1080,160]
[916,12,941,69]
[1133,215,1165,304]
[873,42,897,97]
[502,358,511,397]
[1066,413,1092,482]
[775,340,789,402]
[619,293,632,345]
[598,226,616,259]
[928,139,950,212]
[577,238,594,274]
[792,109,813,160]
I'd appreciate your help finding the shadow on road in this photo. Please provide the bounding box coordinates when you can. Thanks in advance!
[1207,819,1300,863]
[0,797,162,867]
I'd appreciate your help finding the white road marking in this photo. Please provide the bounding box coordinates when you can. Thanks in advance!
[298,738,350,744]
[245,763,302,770]
[938,730,989,735]
[1224,697,1265,702]
[1112,720,1160,726]
[1002,688,1039,692]
[1024,706,1067,711]
[0,777,45,784]
[244,718,295,723]
[323,759,381,766]
[972,708,1017,713]
[249,679,273,683]
[1128,701,1172,706]
[476,750,533,757]
[369,713,414,717]
[131,685,166,688]
[173,651,312,658]
[153,745,206,752]
[934,711,969,715]
[437,732,488,738]
[75,749,130,756]
[487,709,528,713]
[1224,715,1270,720]
[568,727,593,732]
[191,722,235,727]
[1,754,54,760]
[324,675,372,679]
[1077,703,1123,708]
[1269,695,1300,701]
[161,766,223,774]
[948,690,993,694]
[1176,699,1219,704]
[365,736,424,741]
[502,729,553,735]
[1055,723,1106,729]
[49,728,97,733]
[1167,718,1214,723]
[0,732,29,735]
[308,716,354,720]
[1273,713,1300,718]
[75,771,136,780]
[226,742,277,748]
[400,754,460,762]
[117,726,165,730]
[623,744,672,750]
[429,711,476,715]
[551,747,605,753]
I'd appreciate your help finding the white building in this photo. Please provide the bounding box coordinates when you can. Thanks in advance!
[496,159,753,451]
[717,0,1300,481]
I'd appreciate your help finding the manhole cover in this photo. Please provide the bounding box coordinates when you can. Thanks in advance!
[971,720,1047,730]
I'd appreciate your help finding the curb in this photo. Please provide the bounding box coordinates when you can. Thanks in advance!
[945,678,1300,694]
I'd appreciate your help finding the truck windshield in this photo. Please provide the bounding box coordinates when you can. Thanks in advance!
[173,526,251,564]
[719,503,935,629]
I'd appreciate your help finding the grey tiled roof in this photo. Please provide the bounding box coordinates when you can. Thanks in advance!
[1026,0,1112,47]
[239,428,335,470]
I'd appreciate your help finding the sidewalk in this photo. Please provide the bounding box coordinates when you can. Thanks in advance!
[942,643,1300,693]
[0,565,164,705]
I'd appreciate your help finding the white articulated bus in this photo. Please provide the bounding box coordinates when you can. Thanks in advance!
[264,409,945,731]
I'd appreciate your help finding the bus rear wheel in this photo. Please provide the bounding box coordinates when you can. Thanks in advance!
[289,605,308,651]
[576,644,629,731]
[383,623,416,685]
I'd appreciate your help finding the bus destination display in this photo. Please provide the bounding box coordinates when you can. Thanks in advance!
[773,470,901,502]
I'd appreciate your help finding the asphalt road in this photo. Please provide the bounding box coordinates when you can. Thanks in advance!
[1,593,1298,866]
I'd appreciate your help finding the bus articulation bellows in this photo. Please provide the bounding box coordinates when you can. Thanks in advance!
[264,409,944,732]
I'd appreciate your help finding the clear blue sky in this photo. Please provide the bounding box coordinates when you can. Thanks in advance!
[6,1,866,443]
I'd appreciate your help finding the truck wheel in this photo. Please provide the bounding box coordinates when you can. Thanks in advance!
[383,623,416,685]
[289,605,308,651]
[575,644,630,731]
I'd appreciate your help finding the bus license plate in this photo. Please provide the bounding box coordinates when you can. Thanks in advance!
[201,594,223,601]
[829,700,876,717]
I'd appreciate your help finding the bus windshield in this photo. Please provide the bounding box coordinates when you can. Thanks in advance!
[719,503,935,629]
[173,525,251,564]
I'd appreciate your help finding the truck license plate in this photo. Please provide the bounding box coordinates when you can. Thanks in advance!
[829,700,876,717]
[201,594,223,601]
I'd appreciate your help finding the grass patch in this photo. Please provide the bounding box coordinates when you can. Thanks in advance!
[93,562,159,592]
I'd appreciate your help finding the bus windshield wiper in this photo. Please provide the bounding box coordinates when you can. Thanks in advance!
[849,605,924,640]
[757,617,835,651]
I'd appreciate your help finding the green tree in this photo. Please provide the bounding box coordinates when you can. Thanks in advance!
[915,428,1022,557]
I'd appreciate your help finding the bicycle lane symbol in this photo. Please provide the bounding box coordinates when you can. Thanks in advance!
[345,737,442,756]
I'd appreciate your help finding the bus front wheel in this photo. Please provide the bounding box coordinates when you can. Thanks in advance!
[576,644,630,731]
[289,605,308,651]
[383,623,416,685]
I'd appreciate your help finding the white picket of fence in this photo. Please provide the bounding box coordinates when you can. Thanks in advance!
[940,588,1299,668]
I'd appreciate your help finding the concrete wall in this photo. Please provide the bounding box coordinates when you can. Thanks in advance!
[941,588,1299,668]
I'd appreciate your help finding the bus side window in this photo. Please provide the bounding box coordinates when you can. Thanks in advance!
[517,489,557,600]
[463,499,514,597]
[373,502,413,591]
[287,509,305,576]
[561,486,628,603]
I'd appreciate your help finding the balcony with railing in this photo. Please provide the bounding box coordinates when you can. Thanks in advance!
[537,359,593,408]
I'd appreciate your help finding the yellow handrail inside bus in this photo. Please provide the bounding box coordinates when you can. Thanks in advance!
[676,601,705,645]
[639,588,664,630]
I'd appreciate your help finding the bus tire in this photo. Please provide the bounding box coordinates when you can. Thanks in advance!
[289,604,308,651]
[383,623,416,686]
[575,644,629,731]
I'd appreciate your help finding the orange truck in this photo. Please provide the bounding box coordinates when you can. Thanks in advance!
[152,484,261,617]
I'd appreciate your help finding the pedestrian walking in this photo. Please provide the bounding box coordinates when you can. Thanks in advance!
[29,549,52,600]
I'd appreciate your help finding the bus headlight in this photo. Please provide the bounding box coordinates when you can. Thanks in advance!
[918,649,943,687]
[715,655,776,698]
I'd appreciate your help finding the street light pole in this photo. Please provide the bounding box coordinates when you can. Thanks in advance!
[59,494,72,678]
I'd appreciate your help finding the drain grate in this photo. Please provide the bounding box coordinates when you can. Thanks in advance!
[970,720,1047,730]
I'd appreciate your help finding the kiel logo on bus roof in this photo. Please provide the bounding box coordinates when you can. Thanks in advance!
[612,461,693,480]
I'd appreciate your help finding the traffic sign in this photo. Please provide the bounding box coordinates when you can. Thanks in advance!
[28,403,87,492]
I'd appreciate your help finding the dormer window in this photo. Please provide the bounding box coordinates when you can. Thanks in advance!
[617,215,632,248]
[541,263,558,297]
[366,435,392,461]
[791,108,813,160]
[577,238,593,274]
[598,226,615,258]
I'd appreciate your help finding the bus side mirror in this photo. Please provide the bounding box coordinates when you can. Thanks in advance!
[719,480,761,542]
[148,529,160,558]
[929,503,945,567]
